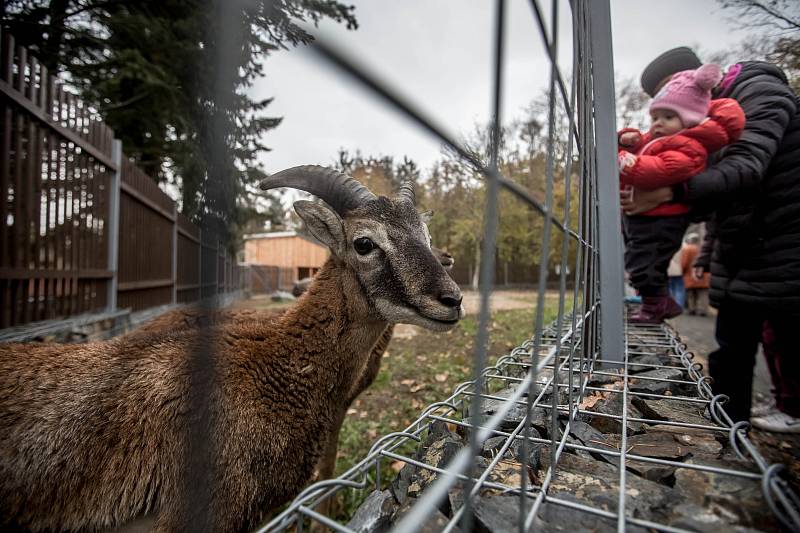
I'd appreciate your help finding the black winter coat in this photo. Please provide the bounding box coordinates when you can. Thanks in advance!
[685,62,800,310]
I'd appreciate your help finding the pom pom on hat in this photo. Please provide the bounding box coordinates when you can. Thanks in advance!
[650,64,722,128]
[694,63,723,91]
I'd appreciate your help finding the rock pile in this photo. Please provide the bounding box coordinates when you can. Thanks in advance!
[345,344,781,532]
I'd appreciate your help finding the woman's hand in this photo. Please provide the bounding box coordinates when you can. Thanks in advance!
[692,266,706,281]
[620,186,673,215]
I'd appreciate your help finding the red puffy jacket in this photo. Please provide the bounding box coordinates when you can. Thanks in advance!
[619,98,745,216]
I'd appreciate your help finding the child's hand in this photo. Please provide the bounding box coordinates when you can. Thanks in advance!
[620,132,642,147]
[618,151,637,173]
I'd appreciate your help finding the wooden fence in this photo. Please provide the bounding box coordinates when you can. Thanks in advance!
[0,30,243,329]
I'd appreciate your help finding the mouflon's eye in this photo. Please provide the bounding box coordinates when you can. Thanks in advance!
[353,237,375,255]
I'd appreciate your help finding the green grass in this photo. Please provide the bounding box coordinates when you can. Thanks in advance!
[332,300,568,518]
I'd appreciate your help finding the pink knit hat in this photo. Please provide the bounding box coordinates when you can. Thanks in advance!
[649,64,723,127]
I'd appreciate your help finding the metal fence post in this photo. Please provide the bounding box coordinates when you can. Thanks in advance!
[172,205,178,304]
[588,0,625,366]
[106,139,122,312]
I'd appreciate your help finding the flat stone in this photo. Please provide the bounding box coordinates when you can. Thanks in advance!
[648,424,723,455]
[534,497,651,532]
[391,421,463,504]
[627,353,670,373]
[628,368,687,395]
[668,503,765,532]
[540,453,682,523]
[346,490,397,533]
[406,434,463,499]
[586,370,623,388]
[671,457,781,530]
[626,431,693,460]
[473,495,521,533]
[631,397,711,427]
[392,501,460,533]
[509,428,545,471]
[469,387,551,436]
[482,436,508,458]
[580,392,647,434]
[567,420,619,465]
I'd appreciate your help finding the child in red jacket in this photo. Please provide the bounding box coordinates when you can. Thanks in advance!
[619,64,745,323]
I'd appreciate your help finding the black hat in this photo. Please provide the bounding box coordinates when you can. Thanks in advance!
[640,47,701,97]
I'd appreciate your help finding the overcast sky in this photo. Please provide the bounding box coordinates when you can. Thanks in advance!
[250,0,751,176]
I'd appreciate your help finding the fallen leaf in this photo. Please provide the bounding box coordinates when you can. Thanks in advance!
[400,379,416,387]
[367,429,378,439]
[391,461,406,473]
[359,411,368,418]
[410,383,426,393]
[346,408,358,415]
[435,372,449,382]
[411,398,422,409]
[579,393,605,410]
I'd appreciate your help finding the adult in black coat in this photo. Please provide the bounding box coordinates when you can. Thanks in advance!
[622,47,800,431]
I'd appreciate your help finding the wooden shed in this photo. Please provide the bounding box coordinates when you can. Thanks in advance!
[243,231,328,282]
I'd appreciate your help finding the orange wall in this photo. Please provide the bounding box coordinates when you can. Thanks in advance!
[245,236,328,269]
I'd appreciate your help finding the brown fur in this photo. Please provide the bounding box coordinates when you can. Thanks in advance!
[0,257,388,533]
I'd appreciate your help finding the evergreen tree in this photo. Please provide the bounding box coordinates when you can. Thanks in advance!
[3,0,358,240]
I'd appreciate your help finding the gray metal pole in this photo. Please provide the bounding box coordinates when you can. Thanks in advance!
[172,205,178,304]
[106,139,122,312]
[588,0,625,367]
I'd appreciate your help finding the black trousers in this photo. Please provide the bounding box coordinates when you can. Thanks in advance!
[709,303,800,422]
[623,214,689,297]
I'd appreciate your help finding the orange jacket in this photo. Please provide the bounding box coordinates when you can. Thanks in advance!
[681,243,710,289]
[619,98,745,217]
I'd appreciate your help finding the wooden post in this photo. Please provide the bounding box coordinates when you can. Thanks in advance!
[171,204,177,304]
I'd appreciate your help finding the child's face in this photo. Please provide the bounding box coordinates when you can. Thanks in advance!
[649,109,683,138]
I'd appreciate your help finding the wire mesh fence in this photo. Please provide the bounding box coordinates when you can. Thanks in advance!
[255,0,800,531]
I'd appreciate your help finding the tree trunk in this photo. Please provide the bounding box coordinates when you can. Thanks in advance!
[43,0,71,73]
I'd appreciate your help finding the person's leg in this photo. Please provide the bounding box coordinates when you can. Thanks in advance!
[686,288,697,314]
[761,315,800,418]
[624,215,663,297]
[668,277,686,306]
[697,289,709,316]
[674,278,686,307]
[708,303,762,423]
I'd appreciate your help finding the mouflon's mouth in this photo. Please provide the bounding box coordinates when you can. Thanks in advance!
[423,315,460,325]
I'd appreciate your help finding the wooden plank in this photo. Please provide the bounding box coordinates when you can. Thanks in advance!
[120,180,175,221]
[38,64,48,110]
[0,80,117,170]
[15,45,26,93]
[0,105,11,267]
[117,278,173,292]
[0,267,113,279]
[177,224,201,243]
[28,56,37,104]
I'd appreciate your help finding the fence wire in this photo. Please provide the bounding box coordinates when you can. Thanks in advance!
[253,0,800,532]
